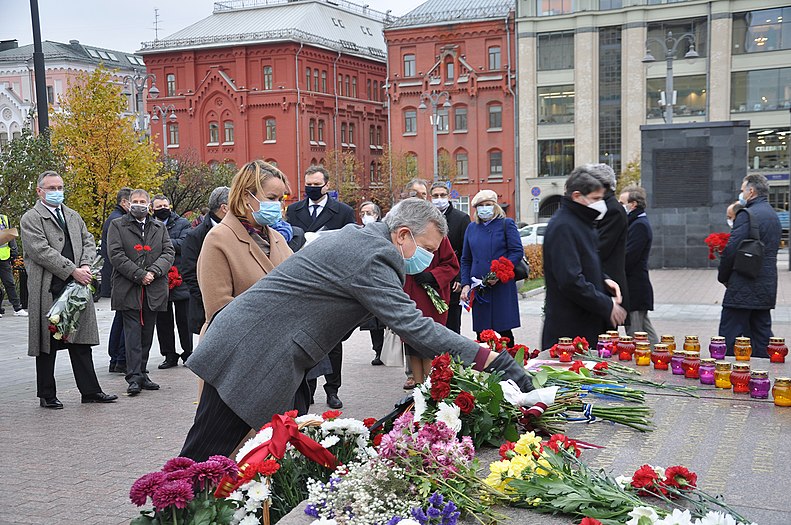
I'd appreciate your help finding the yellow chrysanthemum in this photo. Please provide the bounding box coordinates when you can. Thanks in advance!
[483,473,506,491]
[535,457,554,477]
[489,460,511,475]
[508,455,534,478]
[514,432,542,455]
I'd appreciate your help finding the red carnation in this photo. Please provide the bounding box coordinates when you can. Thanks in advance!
[499,441,516,460]
[569,360,586,374]
[546,433,581,458]
[592,362,609,375]
[431,353,451,369]
[283,410,298,419]
[372,433,383,446]
[363,417,377,428]
[253,459,280,477]
[580,518,603,525]
[143,245,152,251]
[134,244,143,251]
[454,391,475,414]
[573,336,589,353]
[664,465,697,490]
[322,410,342,420]
[479,330,498,343]
[48,324,57,333]
[430,381,451,401]
[631,464,660,490]
[491,256,515,282]
[529,349,540,359]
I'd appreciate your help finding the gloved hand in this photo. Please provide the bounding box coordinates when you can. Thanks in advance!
[412,270,437,286]
[484,351,534,392]
[270,219,294,242]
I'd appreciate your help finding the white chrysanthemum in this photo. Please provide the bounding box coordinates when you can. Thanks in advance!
[244,497,261,512]
[231,507,246,525]
[246,481,271,502]
[614,475,632,488]
[240,515,261,525]
[656,509,694,525]
[236,426,274,462]
[310,518,338,525]
[412,388,427,422]
[424,376,432,389]
[227,490,244,502]
[321,418,369,437]
[626,506,660,525]
[320,435,341,448]
[435,402,462,433]
[697,512,737,525]
[296,414,324,425]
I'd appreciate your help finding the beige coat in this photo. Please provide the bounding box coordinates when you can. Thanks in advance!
[20,201,100,356]
[197,214,291,330]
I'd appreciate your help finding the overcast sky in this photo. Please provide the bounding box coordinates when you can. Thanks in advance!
[3,0,427,53]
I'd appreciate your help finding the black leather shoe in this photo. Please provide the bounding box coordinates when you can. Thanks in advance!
[114,363,127,374]
[158,359,178,370]
[141,379,160,390]
[326,394,343,409]
[180,351,192,364]
[371,357,384,366]
[81,392,118,403]
[109,363,116,373]
[40,397,64,409]
[127,382,142,396]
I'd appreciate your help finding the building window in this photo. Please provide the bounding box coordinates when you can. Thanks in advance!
[537,31,574,70]
[314,69,319,91]
[538,85,575,124]
[46,85,54,104]
[367,79,372,99]
[600,0,623,9]
[265,118,276,141]
[599,26,622,172]
[748,128,789,170]
[488,47,501,70]
[352,77,357,98]
[446,61,455,81]
[404,110,417,134]
[647,18,708,59]
[537,0,574,16]
[403,53,416,77]
[376,126,382,145]
[166,73,176,97]
[223,121,234,144]
[731,68,791,112]
[337,74,343,94]
[309,119,316,142]
[455,195,470,215]
[318,120,325,142]
[321,70,327,92]
[489,150,503,180]
[348,123,355,145]
[732,8,791,54]
[373,81,379,101]
[341,123,347,144]
[208,122,220,144]
[488,104,503,130]
[369,125,375,146]
[647,75,707,118]
[436,108,449,133]
[370,161,377,184]
[453,106,468,131]
[455,151,468,180]
[306,67,312,90]
[0,132,8,149]
[263,66,273,90]
[168,123,179,146]
[345,76,350,96]
[538,139,575,177]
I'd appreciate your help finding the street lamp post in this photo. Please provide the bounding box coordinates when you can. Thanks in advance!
[150,104,177,156]
[642,31,699,124]
[418,91,451,182]
[122,70,159,133]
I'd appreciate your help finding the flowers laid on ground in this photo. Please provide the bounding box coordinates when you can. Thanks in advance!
[704,232,730,260]
[46,256,103,341]
[168,266,183,290]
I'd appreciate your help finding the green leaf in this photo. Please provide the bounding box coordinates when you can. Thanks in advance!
[191,506,215,525]
[130,515,155,525]
[535,369,549,386]
[514,347,525,367]
[503,424,519,442]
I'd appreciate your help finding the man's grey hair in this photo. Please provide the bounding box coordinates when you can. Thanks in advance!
[130,189,151,202]
[404,178,429,193]
[305,164,329,183]
[565,166,605,197]
[430,181,448,192]
[37,170,61,187]
[208,186,230,212]
[621,185,647,209]
[584,163,616,192]
[743,173,769,197]
[359,200,381,218]
[384,197,448,237]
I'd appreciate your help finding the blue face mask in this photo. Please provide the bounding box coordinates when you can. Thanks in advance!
[401,230,434,275]
[738,192,747,206]
[477,205,494,221]
[44,190,64,207]
[249,192,282,226]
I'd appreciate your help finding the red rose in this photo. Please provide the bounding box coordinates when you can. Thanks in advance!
[431,367,453,384]
[569,360,585,373]
[631,464,660,490]
[592,362,609,375]
[283,410,298,419]
[454,391,475,414]
[372,433,383,446]
[134,244,143,251]
[322,410,342,420]
[430,382,451,401]
[363,417,377,428]
[573,336,589,353]
[499,441,516,459]
[48,325,57,333]
[431,354,451,369]
[664,465,697,490]
[580,518,603,525]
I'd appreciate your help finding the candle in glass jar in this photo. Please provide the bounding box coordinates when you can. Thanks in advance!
[699,358,716,385]
[634,343,651,366]
[670,350,686,375]
[772,377,791,407]
[683,351,701,379]
[650,344,670,370]
[731,364,751,394]
[683,335,700,353]
[607,330,620,347]
[556,337,575,363]
[767,337,788,364]
[714,361,732,389]
[634,332,648,344]
[660,334,676,355]
[597,334,612,358]
[749,371,771,399]
[734,337,752,361]
[708,336,727,360]
[617,336,635,361]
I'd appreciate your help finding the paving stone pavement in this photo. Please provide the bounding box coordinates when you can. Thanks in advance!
[1,265,791,525]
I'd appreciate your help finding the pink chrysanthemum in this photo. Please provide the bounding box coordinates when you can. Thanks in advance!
[162,457,196,473]
[164,470,193,482]
[207,455,239,477]
[129,471,166,506]
[151,479,194,510]
[187,460,225,489]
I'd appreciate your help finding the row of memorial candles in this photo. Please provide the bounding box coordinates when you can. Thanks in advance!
[554,333,790,407]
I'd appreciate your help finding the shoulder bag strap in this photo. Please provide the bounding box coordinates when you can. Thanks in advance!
[743,208,760,240]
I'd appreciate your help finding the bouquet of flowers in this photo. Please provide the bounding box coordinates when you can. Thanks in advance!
[478,329,539,365]
[467,257,515,308]
[129,455,239,525]
[46,256,103,341]
[168,265,183,290]
[704,232,730,260]
[422,284,449,314]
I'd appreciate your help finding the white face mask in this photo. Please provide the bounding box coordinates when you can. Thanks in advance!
[432,197,449,211]
[587,199,608,220]
[727,218,734,229]
[362,215,376,225]
[622,204,631,214]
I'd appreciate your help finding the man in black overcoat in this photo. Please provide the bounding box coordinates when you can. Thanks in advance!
[100,188,131,373]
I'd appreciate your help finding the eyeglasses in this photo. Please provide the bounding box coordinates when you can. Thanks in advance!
[41,186,65,191]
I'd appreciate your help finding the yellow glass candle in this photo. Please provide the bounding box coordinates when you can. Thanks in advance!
[772,377,791,407]
[714,361,732,389]
[634,344,651,366]
[660,334,676,355]
[734,337,752,361]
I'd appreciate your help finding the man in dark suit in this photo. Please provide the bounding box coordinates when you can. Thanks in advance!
[286,165,355,409]
[430,182,470,334]
[100,187,132,373]
[181,186,229,335]
[151,195,193,369]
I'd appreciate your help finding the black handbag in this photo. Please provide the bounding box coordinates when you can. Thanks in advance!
[502,219,530,281]
[733,208,764,279]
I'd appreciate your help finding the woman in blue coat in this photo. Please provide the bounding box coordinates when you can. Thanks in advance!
[460,190,523,344]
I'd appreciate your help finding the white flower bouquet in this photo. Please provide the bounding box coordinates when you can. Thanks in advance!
[46,256,102,341]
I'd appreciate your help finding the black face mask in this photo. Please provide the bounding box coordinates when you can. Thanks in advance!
[129,204,149,219]
[305,185,325,202]
[153,208,171,221]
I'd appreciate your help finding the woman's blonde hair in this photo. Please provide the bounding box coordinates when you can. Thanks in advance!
[475,203,506,223]
[228,160,289,217]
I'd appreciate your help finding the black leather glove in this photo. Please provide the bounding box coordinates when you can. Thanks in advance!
[485,351,534,392]
[412,271,437,286]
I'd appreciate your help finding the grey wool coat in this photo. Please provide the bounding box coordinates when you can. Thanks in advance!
[20,201,100,356]
[188,222,484,428]
[107,214,175,312]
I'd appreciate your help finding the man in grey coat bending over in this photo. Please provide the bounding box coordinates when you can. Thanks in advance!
[181,198,533,460]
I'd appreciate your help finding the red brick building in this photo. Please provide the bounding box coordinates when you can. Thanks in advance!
[137,0,388,198]
[384,0,517,217]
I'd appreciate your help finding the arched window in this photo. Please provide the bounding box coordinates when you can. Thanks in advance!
[345,75,350,97]
[370,161,377,184]
[168,123,179,146]
[403,108,417,135]
[454,105,468,131]
[314,69,319,91]
[306,67,312,90]
[373,80,379,101]
[309,119,316,142]
[263,66,273,90]
[223,121,234,144]
[321,70,327,92]
[166,73,176,96]
[337,74,343,94]
[208,122,219,144]
[265,118,276,142]
[455,149,469,180]
[348,123,355,145]
[367,79,372,100]
[318,120,325,142]
[352,77,357,98]
[489,149,503,180]
[369,125,375,147]
[376,126,382,146]
[341,123,347,144]
[406,152,418,176]
[445,60,454,81]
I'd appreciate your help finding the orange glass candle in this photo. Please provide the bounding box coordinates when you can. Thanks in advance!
[772,377,791,407]
[714,361,732,389]
[734,337,752,361]
[767,337,788,364]
[660,334,676,355]
[683,335,701,353]
[651,344,670,370]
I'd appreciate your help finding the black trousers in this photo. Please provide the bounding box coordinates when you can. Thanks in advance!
[369,328,384,355]
[122,308,158,385]
[36,340,101,399]
[719,307,772,359]
[446,292,463,334]
[0,258,21,311]
[156,299,193,359]
[308,342,343,397]
[108,311,126,365]
[181,383,253,461]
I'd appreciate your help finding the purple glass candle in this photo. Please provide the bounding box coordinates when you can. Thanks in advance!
[749,371,771,399]
[670,351,685,375]
[709,336,727,360]
[699,358,716,385]
[597,334,612,358]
